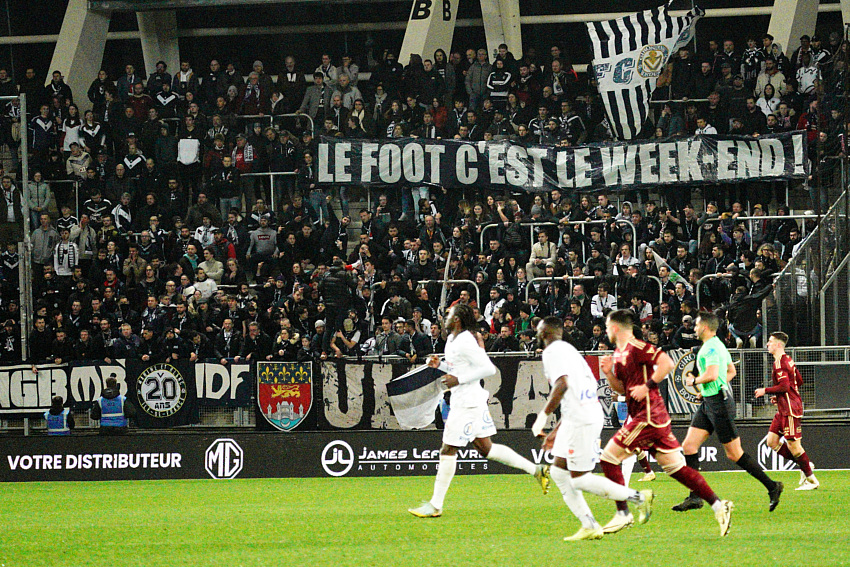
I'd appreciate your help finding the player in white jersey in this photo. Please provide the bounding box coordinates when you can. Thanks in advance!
[531,317,653,541]
[409,304,550,518]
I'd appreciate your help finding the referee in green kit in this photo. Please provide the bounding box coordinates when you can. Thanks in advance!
[672,311,783,513]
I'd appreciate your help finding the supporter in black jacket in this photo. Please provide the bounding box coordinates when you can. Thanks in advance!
[0,320,21,363]
[727,282,774,344]
[236,322,273,362]
[490,325,520,352]
[186,330,221,361]
[75,328,103,360]
[215,318,243,362]
[29,318,53,365]
[400,319,434,362]
[138,327,161,363]
[50,329,76,364]
[673,315,701,349]
[319,260,357,355]
[160,328,188,361]
[111,324,141,359]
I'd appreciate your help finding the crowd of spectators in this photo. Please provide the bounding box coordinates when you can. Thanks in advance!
[0,26,840,366]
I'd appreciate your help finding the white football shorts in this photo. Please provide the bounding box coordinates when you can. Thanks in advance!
[552,420,603,471]
[442,404,497,447]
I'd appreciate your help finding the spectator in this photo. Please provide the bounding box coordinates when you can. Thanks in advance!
[590,283,616,322]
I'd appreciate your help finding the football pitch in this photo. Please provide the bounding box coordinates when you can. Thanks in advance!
[2,471,847,567]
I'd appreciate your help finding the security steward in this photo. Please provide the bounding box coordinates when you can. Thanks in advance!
[44,395,75,435]
[90,375,135,434]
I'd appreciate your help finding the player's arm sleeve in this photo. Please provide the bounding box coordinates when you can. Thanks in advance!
[457,337,497,384]
[765,371,790,394]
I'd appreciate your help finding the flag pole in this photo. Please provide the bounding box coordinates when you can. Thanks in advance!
[437,238,452,319]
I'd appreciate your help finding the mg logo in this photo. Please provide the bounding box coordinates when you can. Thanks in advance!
[757,434,798,472]
[205,438,244,479]
[321,440,354,477]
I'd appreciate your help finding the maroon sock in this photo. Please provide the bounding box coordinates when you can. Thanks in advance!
[795,451,813,477]
[638,455,652,474]
[601,460,630,512]
[670,466,718,505]
[776,443,796,461]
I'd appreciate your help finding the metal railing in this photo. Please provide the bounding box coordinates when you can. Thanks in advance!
[234,113,314,136]
[240,171,298,212]
[696,213,817,251]
[615,274,665,309]
[417,279,480,308]
[480,218,637,264]
[527,275,595,303]
[695,273,725,311]
[764,190,850,346]
[819,250,850,346]
[40,179,81,218]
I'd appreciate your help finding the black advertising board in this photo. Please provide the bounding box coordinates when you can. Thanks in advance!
[2,424,847,482]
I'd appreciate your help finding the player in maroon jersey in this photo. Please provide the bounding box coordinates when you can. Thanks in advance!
[598,310,734,536]
[755,332,820,490]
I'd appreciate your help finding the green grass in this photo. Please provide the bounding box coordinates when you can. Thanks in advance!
[1,471,848,567]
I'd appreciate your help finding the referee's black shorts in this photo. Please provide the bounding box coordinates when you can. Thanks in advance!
[690,391,739,444]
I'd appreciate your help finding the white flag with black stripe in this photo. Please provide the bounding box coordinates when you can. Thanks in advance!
[587,2,703,140]
[387,364,447,429]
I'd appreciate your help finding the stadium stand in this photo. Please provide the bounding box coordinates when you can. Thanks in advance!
[0,22,845,374]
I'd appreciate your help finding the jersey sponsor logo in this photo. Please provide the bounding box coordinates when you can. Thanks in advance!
[637,44,668,78]
[757,434,798,472]
[136,363,187,418]
[671,351,701,407]
[205,438,243,479]
[321,440,355,477]
[257,362,312,432]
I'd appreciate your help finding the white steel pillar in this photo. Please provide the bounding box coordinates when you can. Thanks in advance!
[767,0,819,56]
[136,11,181,78]
[479,0,523,60]
[841,0,850,26]
[47,0,111,104]
[398,0,458,66]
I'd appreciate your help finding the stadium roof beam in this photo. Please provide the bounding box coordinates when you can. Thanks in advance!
[12,2,842,48]
[34,0,850,98]
[48,0,111,103]
[14,2,840,48]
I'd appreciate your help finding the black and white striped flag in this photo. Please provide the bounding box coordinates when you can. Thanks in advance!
[587,2,703,140]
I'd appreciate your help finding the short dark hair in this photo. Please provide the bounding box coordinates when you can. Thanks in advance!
[607,309,637,328]
[770,331,789,345]
[539,315,564,339]
[696,311,719,332]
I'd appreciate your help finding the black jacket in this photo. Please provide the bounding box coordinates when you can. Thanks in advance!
[239,332,273,360]
[215,329,243,359]
[727,284,773,334]
[320,265,357,309]
[29,328,53,364]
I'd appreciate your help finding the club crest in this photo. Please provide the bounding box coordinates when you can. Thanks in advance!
[257,362,312,431]
[672,350,701,406]
[637,44,669,78]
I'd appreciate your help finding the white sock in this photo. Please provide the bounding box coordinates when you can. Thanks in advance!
[487,443,536,475]
[621,454,637,488]
[711,500,723,512]
[572,473,640,503]
[551,466,597,530]
[429,454,457,510]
